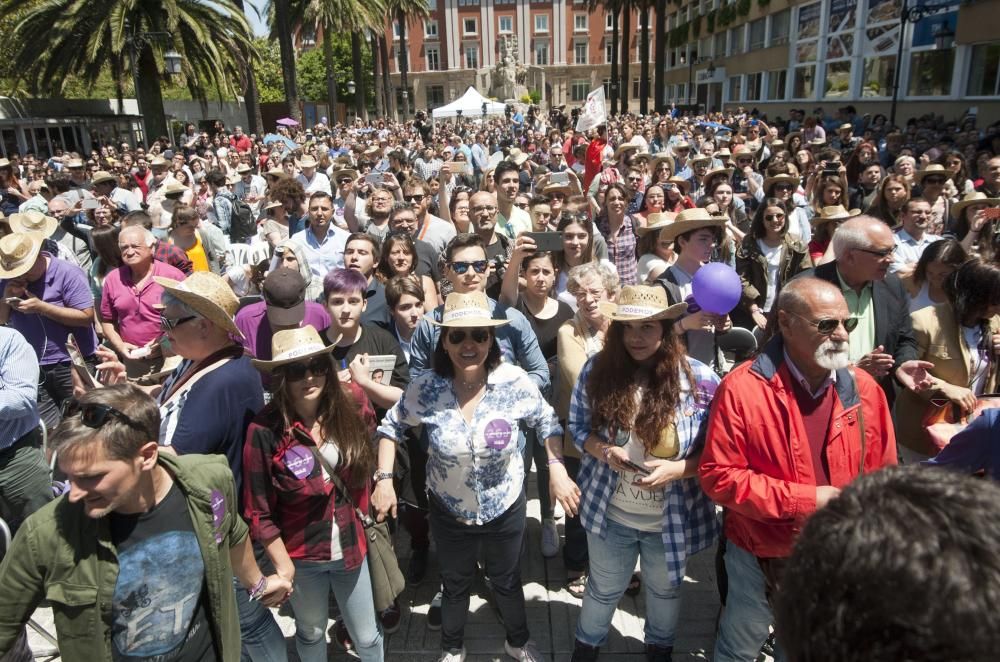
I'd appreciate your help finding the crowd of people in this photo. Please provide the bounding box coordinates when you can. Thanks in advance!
[1,101,1000,662]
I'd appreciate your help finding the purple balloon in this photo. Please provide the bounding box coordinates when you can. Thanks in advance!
[691,263,742,315]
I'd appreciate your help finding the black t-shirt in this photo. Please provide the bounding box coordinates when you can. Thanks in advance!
[109,483,216,662]
[516,297,575,362]
[321,323,410,419]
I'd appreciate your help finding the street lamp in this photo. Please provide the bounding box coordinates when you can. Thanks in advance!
[400,87,410,119]
[889,0,956,128]
[164,51,183,75]
[347,80,356,95]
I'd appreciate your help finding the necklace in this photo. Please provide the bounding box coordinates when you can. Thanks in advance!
[456,375,486,391]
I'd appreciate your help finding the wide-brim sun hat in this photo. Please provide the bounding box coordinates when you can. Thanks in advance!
[331,168,359,182]
[153,273,244,338]
[914,164,948,183]
[952,191,1000,218]
[508,148,529,166]
[598,284,688,322]
[656,207,727,242]
[649,155,676,175]
[0,233,41,279]
[251,326,340,372]
[91,170,117,185]
[665,176,691,194]
[297,155,319,169]
[636,211,678,236]
[429,291,510,328]
[763,174,800,192]
[701,167,734,185]
[613,142,641,160]
[8,210,58,238]
[811,205,861,227]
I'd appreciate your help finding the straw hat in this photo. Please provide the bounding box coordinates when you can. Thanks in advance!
[251,326,338,372]
[153,273,243,337]
[235,163,253,174]
[807,137,827,147]
[762,174,800,193]
[0,233,41,279]
[952,191,1000,218]
[914,164,948,183]
[331,168,359,182]
[598,285,688,322]
[149,156,169,168]
[657,207,726,242]
[297,155,319,169]
[613,142,641,160]
[265,167,287,178]
[702,167,734,185]
[91,170,117,185]
[429,291,510,328]
[263,199,283,211]
[664,176,691,194]
[8,211,58,238]
[0,158,10,169]
[671,140,692,153]
[636,211,678,236]
[838,123,853,132]
[811,205,861,227]
[715,148,732,159]
[64,158,85,169]
[163,181,189,197]
[690,154,713,167]
[508,148,529,166]
[649,155,675,175]
[785,131,802,144]
[542,180,572,196]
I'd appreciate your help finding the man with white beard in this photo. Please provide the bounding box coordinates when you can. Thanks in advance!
[697,277,904,662]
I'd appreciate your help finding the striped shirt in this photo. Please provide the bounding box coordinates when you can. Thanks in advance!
[0,328,41,450]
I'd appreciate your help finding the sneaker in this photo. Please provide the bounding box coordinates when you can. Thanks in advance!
[644,643,673,662]
[541,518,559,558]
[438,648,466,662]
[408,548,429,585]
[334,619,354,653]
[571,640,600,662]
[427,589,443,631]
[505,639,545,662]
[380,600,402,635]
[553,500,565,520]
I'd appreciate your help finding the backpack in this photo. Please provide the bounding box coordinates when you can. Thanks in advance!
[216,191,255,244]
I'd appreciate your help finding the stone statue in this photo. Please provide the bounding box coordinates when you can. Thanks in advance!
[491,34,527,101]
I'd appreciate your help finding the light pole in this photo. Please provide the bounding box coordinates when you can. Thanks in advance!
[889,0,956,128]
[126,23,179,144]
[401,88,410,120]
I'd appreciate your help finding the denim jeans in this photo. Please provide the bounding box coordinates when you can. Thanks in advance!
[714,543,785,662]
[429,492,530,651]
[232,576,288,662]
[562,456,588,573]
[575,518,681,648]
[288,556,383,662]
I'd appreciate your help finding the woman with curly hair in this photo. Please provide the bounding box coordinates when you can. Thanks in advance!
[870,174,911,226]
[567,285,721,662]
[264,176,308,238]
[941,150,974,197]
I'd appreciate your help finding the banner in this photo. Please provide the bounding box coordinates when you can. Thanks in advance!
[575,87,607,133]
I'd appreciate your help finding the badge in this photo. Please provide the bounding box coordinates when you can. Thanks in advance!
[692,379,719,412]
[284,445,315,479]
[210,489,225,544]
[484,419,513,450]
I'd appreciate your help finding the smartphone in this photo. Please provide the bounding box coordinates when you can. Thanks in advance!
[4,297,20,306]
[364,172,383,186]
[457,163,473,176]
[550,171,570,186]
[621,459,651,476]
[982,207,1000,220]
[82,198,100,210]
[750,119,759,127]
[822,168,840,177]
[67,334,101,389]
[524,231,564,252]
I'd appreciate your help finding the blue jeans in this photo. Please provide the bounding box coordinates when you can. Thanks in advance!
[232,576,288,662]
[714,543,785,662]
[576,519,681,648]
[288,556,383,662]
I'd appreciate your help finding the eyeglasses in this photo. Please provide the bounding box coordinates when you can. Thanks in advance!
[764,213,785,221]
[513,202,528,209]
[774,184,794,192]
[856,245,895,259]
[62,399,143,430]
[160,314,198,331]
[470,205,497,214]
[656,166,671,171]
[628,177,642,183]
[280,356,331,382]
[449,260,489,274]
[550,192,566,200]
[403,194,427,203]
[787,311,859,335]
[337,178,352,185]
[923,177,946,185]
[446,328,491,344]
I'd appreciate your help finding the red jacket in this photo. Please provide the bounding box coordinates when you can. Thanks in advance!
[699,338,897,559]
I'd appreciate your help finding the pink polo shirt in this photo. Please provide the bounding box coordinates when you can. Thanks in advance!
[101,260,186,346]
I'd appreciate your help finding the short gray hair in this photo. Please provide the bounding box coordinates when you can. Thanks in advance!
[566,261,620,298]
[119,224,156,248]
[831,216,888,258]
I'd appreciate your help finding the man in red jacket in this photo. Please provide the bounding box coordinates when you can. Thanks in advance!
[699,277,897,662]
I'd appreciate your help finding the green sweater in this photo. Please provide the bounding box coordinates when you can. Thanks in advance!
[0,452,249,661]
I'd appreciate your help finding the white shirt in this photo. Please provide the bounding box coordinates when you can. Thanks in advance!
[291,224,349,284]
[296,171,332,196]
[891,228,942,273]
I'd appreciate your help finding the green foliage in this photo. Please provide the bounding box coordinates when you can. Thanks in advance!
[737,0,752,17]
[706,9,717,33]
[757,0,771,6]
[692,13,702,39]
[528,89,542,104]
[252,36,374,105]
[668,21,690,49]
[718,2,737,28]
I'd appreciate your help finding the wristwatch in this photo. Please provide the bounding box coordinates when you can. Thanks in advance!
[373,470,394,483]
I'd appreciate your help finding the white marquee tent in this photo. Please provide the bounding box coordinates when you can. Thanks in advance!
[431,87,506,120]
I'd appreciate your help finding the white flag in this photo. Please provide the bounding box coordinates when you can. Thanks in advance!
[575,87,607,133]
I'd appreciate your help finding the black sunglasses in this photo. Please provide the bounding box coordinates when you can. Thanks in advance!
[403,194,427,203]
[160,314,198,331]
[765,213,785,221]
[856,246,895,259]
[446,328,491,344]
[923,177,946,185]
[62,399,144,430]
[449,260,488,274]
[280,356,331,382]
[789,311,859,335]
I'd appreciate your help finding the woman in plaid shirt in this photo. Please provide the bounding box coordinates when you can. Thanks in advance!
[566,285,721,662]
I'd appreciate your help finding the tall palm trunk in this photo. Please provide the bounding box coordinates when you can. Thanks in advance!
[653,0,666,113]
[371,32,384,118]
[639,7,650,115]
[323,20,340,126]
[351,32,366,120]
[397,9,410,119]
[137,47,167,140]
[610,8,619,116]
[620,5,631,113]
[233,0,262,133]
[379,34,396,121]
[274,0,301,122]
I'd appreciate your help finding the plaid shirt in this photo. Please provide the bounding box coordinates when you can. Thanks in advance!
[569,355,720,586]
[242,383,376,568]
[154,240,194,275]
[596,213,639,286]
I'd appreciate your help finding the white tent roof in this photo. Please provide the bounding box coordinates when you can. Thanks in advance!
[431,87,506,119]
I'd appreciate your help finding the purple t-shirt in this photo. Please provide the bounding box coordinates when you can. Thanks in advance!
[0,253,98,365]
[234,301,331,360]
[101,261,186,346]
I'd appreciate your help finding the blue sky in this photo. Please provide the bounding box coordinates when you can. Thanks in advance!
[244,0,269,38]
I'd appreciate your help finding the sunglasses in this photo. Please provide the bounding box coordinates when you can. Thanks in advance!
[774,184,794,191]
[403,194,427,203]
[449,260,489,274]
[280,356,331,382]
[160,314,198,331]
[446,328,491,344]
[923,177,946,185]
[337,178,352,185]
[856,246,895,258]
[788,311,859,335]
[62,399,143,430]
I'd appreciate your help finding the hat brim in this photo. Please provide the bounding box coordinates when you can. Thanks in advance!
[914,170,947,183]
[265,301,306,328]
[597,300,688,322]
[811,209,861,227]
[952,197,1000,218]
[429,316,511,329]
[251,341,337,372]
[636,220,675,236]
[763,175,800,192]
[0,241,41,279]
[154,276,243,338]
[658,217,726,242]
[702,168,734,183]
[10,216,58,239]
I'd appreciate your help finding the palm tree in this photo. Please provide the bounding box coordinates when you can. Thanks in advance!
[371,32,383,118]
[386,0,430,119]
[273,0,302,123]
[3,0,256,142]
[637,2,651,115]
[619,4,632,113]
[350,32,366,120]
[654,0,666,113]
[588,0,623,115]
[235,0,264,133]
[378,34,397,120]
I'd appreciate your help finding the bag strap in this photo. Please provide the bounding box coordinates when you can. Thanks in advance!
[303,440,375,528]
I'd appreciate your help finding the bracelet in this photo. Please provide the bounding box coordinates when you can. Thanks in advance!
[248,575,267,601]
[546,457,565,466]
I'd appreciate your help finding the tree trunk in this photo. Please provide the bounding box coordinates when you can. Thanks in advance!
[137,46,168,142]
[379,35,396,121]
[610,8,619,116]
[654,0,666,114]
[274,0,301,123]
[371,32,383,118]
[351,32,366,121]
[233,0,262,133]
[323,21,340,125]
[397,9,410,119]
[620,5,631,114]
[639,7,650,116]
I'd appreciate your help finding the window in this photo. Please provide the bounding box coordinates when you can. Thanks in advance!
[748,19,766,51]
[464,18,477,35]
[499,15,513,33]
[794,1,820,100]
[824,61,853,98]
[425,20,438,39]
[426,85,445,109]
[301,27,316,46]
[606,12,614,31]
[730,25,745,55]
[392,21,400,39]
[714,32,727,59]
[745,72,762,100]
[535,41,549,65]
[770,9,790,47]
[465,44,479,69]
[862,0,903,98]
[633,77,640,98]
[793,65,816,98]
[458,0,480,5]
[729,76,742,101]
[535,14,549,33]
[575,14,588,31]
[908,49,955,96]
[767,69,787,99]
[575,41,588,65]
[606,41,614,63]
[968,42,1000,96]
[862,55,896,97]
[571,80,590,101]
[603,78,612,98]
[426,47,441,71]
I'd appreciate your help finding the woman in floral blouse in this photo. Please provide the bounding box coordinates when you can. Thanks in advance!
[372,290,564,662]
